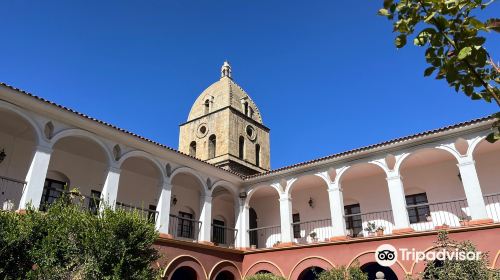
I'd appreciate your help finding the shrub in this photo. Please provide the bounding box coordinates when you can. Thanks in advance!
[317,264,368,280]
[245,273,286,280]
[0,194,160,280]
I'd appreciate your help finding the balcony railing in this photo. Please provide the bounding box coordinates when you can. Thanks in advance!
[39,187,102,213]
[168,214,202,241]
[484,193,500,222]
[115,201,158,222]
[344,210,394,238]
[211,224,238,247]
[291,218,333,243]
[248,225,281,249]
[407,199,469,231]
[0,176,26,211]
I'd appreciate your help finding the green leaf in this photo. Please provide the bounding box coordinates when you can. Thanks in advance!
[424,67,436,77]
[378,8,391,16]
[457,47,472,60]
[395,34,407,48]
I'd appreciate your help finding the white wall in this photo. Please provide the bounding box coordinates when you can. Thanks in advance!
[0,131,35,209]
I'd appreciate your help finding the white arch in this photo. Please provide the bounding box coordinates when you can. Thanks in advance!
[394,145,461,173]
[286,173,328,195]
[170,166,207,195]
[211,180,238,197]
[468,135,488,157]
[337,162,388,184]
[117,150,166,181]
[50,128,113,165]
[245,183,281,207]
[0,100,43,145]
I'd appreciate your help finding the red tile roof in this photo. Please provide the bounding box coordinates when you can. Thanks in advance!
[1,81,495,181]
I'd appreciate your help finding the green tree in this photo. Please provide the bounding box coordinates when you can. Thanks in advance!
[409,231,499,279]
[378,0,500,141]
[245,273,286,280]
[0,193,160,280]
[317,264,368,280]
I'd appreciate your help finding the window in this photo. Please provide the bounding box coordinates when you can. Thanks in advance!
[212,219,226,245]
[406,193,431,223]
[189,141,196,157]
[208,134,216,159]
[88,190,101,215]
[255,144,261,167]
[178,211,195,239]
[292,213,301,238]
[239,136,245,159]
[204,99,210,114]
[244,102,249,116]
[344,203,362,237]
[40,178,66,211]
[148,205,157,222]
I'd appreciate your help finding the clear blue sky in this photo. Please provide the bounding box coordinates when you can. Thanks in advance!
[1,1,498,169]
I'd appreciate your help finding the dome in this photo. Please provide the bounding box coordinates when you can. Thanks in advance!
[187,62,263,124]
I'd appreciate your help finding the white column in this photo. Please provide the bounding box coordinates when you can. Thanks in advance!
[19,145,53,210]
[100,166,121,211]
[457,157,488,220]
[327,183,347,237]
[235,198,248,248]
[279,193,293,243]
[199,195,213,242]
[386,172,411,229]
[156,180,172,235]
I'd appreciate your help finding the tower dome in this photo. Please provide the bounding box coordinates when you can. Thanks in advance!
[186,61,263,124]
[179,61,270,176]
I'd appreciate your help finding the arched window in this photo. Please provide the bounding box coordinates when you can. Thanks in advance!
[244,102,249,116]
[255,144,261,167]
[204,99,210,114]
[189,141,196,157]
[239,136,245,159]
[209,134,216,159]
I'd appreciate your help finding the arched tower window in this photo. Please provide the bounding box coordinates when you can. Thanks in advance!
[204,99,210,115]
[255,144,261,167]
[189,141,196,157]
[244,102,249,116]
[239,136,245,159]
[208,134,216,159]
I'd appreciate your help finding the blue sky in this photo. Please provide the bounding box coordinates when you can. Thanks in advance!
[1,1,498,169]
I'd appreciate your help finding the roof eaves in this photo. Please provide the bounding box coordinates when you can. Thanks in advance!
[243,115,495,180]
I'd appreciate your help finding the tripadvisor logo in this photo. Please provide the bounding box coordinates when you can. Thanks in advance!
[375,244,482,267]
[375,244,398,267]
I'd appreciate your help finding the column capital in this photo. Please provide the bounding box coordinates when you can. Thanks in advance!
[201,195,213,201]
[278,195,292,202]
[36,145,53,154]
[107,166,121,174]
[328,187,343,193]
[457,159,475,167]
[386,174,403,181]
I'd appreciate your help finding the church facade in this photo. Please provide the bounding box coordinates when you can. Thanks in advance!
[0,63,499,280]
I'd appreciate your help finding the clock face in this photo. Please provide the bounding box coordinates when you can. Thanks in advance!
[246,125,257,141]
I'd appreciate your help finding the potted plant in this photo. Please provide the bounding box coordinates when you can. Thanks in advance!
[364,222,376,237]
[435,223,449,230]
[376,226,385,236]
[459,216,471,227]
[426,213,433,222]
[309,231,318,243]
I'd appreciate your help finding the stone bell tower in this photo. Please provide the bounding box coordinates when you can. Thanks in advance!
[179,61,270,176]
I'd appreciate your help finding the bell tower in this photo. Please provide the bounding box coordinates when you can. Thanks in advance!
[179,61,270,176]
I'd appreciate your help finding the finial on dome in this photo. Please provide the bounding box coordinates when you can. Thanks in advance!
[221,60,232,79]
